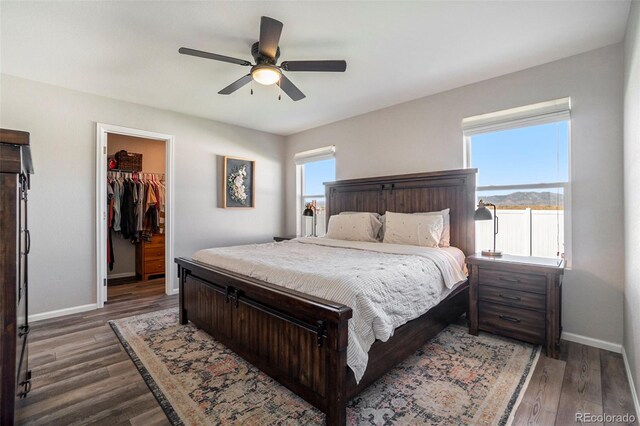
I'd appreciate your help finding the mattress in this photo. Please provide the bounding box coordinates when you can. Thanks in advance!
[192,237,467,383]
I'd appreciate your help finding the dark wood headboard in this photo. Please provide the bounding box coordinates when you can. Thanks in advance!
[324,168,478,256]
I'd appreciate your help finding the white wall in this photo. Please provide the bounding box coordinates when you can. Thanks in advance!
[624,0,640,401]
[286,45,625,346]
[0,74,286,315]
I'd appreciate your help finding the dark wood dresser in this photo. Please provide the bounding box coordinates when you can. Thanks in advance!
[0,128,34,424]
[467,254,564,358]
[136,233,165,281]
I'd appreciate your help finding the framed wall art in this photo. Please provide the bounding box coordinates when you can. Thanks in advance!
[223,156,255,208]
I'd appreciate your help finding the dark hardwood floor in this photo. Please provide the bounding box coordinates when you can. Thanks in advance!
[107,277,166,300]
[17,280,174,426]
[513,342,638,425]
[17,284,638,425]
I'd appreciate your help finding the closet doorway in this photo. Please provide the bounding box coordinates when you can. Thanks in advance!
[96,124,174,307]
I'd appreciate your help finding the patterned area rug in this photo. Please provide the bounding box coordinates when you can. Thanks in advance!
[110,309,539,426]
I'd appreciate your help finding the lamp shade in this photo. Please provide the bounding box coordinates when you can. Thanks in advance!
[303,207,314,217]
[474,201,493,221]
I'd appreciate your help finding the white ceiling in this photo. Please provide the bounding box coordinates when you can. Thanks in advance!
[0,1,631,136]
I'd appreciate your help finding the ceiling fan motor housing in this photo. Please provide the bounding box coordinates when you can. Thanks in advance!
[251,41,280,65]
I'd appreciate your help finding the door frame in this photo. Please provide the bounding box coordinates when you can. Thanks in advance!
[95,123,176,308]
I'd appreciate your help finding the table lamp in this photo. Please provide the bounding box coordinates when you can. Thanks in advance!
[474,200,502,256]
[302,201,317,237]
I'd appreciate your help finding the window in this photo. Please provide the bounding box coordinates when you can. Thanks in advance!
[464,98,570,261]
[295,146,336,237]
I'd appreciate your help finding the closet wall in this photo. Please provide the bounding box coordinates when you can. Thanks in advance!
[107,134,165,278]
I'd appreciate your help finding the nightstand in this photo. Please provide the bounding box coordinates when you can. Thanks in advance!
[467,254,564,359]
[273,236,296,242]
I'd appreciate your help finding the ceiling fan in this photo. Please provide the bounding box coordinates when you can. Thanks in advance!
[179,16,347,101]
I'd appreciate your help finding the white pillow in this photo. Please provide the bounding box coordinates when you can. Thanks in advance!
[340,212,384,240]
[382,211,443,248]
[416,208,450,247]
[379,208,450,246]
[325,213,382,242]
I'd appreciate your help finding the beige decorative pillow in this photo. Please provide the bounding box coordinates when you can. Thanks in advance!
[382,211,443,248]
[325,213,382,242]
[379,208,450,246]
[416,208,450,247]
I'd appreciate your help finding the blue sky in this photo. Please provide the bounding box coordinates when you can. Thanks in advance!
[471,120,569,187]
[304,158,336,195]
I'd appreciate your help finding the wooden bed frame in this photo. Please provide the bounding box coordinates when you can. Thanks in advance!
[175,168,477,425]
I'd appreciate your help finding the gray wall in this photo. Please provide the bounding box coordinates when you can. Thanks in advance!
[624,0,640,401]
[286,45,625,346]
[0,74,286,315]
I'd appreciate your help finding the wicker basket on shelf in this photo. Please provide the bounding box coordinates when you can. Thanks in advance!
[114,150,143,171]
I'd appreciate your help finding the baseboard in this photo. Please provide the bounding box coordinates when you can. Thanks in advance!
[561,331,622,354]
[107,272,137,279]
[29,303,98,323]
[168,288,179,295]
[622,346,640,417]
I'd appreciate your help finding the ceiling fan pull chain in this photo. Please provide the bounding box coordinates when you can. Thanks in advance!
[250,80,254,95]
[278,79,282,101]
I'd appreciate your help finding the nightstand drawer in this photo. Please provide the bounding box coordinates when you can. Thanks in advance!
[479,301,545,343]
[479,285,546,311]
[479,268,546,294]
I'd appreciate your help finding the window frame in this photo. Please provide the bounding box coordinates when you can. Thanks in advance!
[294,146,336,237]
[463,101,572,266]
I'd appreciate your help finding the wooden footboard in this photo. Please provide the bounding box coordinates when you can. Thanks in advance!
[176,257,353,425]
[175,257,469,425]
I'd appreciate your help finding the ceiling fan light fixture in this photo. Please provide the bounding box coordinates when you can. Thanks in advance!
[251,64,281,85]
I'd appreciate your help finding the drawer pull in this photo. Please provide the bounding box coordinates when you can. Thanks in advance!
[499,293,521,301]
[499,314,521,323]
[499,277,521,283]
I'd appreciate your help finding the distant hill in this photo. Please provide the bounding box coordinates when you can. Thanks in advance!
[481,191,563,208]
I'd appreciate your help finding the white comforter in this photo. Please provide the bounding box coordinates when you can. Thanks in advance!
[192,237,467,383]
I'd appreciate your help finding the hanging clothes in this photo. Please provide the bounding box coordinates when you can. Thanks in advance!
[107,181,115,271]
[156,179,166,234]
[135,179,145,240]
[112,177,122,232]
[141,180,160,242]
[120,178,135,239]
[107,171,165,269]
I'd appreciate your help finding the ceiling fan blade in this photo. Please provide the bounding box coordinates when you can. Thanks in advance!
[218,74,253,95]
[259,16,283,59]
[279,75,306,101]
[179,47,252,66]
[281,60,347,72]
